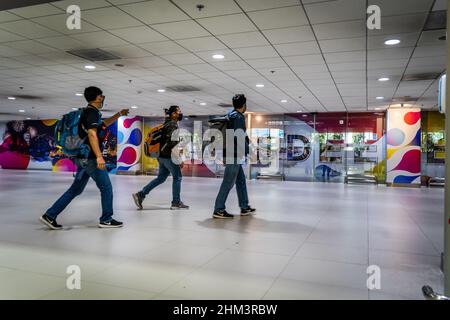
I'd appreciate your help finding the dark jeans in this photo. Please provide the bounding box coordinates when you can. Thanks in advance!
[139,157,182,204]
[214,164,249,211]
[46,159,114,223]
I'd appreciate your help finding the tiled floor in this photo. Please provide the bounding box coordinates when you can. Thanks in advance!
[0,169,444,300]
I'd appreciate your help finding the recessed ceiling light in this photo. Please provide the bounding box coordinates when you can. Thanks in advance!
[131,105,138,109]
[72,108,78,110]
[302,114,308,118]
[256,84,264,88]
[281,99,288,103]
[384,39,401,46]
[296,110,302,113]
[376,96,384,100]
[375,108,381,110]
[18,109,25,113]
[212,54,225,60]
[7,97,16,100]
[200,102,207,106]
[26,117,31,120]
[75,93,83,96]
[157,89,166,93]
[378,77,390,82]
[84,65,96,70]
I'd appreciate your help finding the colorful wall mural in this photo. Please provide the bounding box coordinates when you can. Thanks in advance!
[117,116,142,173]
[386,108,421,185]
[0,119,117,172]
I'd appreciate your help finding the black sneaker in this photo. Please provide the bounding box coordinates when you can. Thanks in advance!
[98,219,123,228]
[241,206,256,216]
[132,192,143,210]
[39,214,63,230]
[213,210,234,219]
[171,202,189,210]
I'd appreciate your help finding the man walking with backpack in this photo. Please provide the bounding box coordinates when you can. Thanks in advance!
[213,94,255,219]
[40,86,129,230]
[132,105,189,210]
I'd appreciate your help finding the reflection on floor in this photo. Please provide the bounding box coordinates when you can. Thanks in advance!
[0,169,444,300]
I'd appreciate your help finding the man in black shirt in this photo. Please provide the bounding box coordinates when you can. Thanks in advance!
[40,86,129,229]
[132,106,189,210]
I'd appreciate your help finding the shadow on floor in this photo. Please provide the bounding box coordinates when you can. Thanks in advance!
[196,215,311,235]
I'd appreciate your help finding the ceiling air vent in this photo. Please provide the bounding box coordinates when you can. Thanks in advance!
[67,48,121,61]
[401,73,440,81]
[218,103,233,108]
[423,10,447,31]
[166,86,200,92]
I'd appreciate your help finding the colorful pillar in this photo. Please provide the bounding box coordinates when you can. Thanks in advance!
[386,108,421,186]
[116,116,143,174]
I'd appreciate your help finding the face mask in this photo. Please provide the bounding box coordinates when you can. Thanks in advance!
[178,113,183,121]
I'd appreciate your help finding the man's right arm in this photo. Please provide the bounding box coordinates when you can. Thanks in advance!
[87,128,105,170]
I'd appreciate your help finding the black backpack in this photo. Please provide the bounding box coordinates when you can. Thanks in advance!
[208,114,229,144]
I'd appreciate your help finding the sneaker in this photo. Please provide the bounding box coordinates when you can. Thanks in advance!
[241,206,256,216]
[132,192,143,210]
[213,210,234,219]
[98,219,123,228]
[39,214,63,230]
[170,202,189,210]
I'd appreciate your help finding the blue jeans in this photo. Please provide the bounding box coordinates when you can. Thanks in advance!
[214,164,249,211]
[46,159,114,223]
[139,157,182,205]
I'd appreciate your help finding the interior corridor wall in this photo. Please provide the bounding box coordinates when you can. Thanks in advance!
[0,119,118,172]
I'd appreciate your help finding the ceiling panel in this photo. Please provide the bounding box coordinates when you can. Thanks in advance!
[217,31,270,48]
[176,36,227,52]
[319,37,366,53]
[0,11,23,23]
[0,29,25,43]
[139,40,188,55]
[0,20,60,39]
[31,14,100,35]
[197,14,257,35]
[109,26,168,44]
[274,41,321,56]
[9,3,64,18]
[152,20,210,39]
[161,52,204,65]
[51,0,113,10]
[263,26,315,44]
[236,0,299,12]
[119,0,190,25]
[172,0,242,18]
[368,0,434,16]
[234,45,279,59]
[368,14,427,36]
[304,0,366,24]
[82,6,143,29]
[313,20,366,40]
[247,6,308,30]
